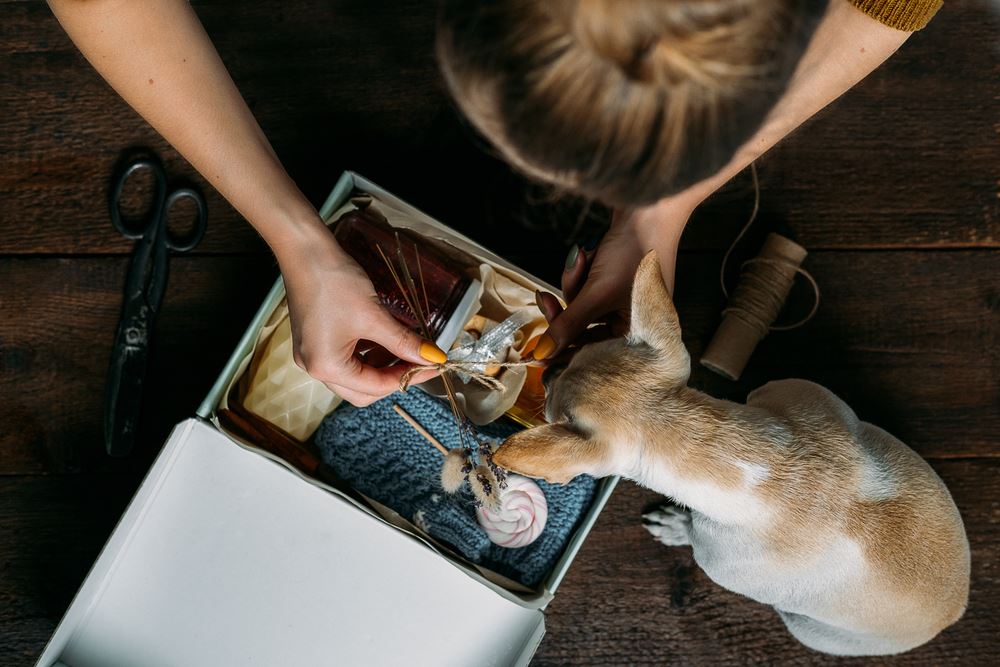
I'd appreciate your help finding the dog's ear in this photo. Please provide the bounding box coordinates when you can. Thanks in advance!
[628,251,690,383]
[493,423,606,485]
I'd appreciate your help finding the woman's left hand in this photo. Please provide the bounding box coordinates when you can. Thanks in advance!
[533,196,695,360]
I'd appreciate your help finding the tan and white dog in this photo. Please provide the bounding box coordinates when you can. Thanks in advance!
[494,252,969,656]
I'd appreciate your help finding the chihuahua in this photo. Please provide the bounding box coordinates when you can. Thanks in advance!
[494,252,969,656]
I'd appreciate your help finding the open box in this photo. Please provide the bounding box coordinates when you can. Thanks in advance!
[36,172,619,667]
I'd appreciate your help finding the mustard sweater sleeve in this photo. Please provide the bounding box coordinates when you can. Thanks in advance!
[849,0,942,31]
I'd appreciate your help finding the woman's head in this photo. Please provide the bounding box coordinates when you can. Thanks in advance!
[438,0,827,207]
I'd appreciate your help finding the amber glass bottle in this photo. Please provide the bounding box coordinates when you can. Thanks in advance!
[332,204,471,341]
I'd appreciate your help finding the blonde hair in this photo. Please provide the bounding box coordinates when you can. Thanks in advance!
[438,0,826,207]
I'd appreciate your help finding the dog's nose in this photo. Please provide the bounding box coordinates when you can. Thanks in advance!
[540,343,579,393]
[542,362,566,393]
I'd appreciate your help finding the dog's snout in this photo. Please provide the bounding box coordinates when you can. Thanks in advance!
[542,362,566,392]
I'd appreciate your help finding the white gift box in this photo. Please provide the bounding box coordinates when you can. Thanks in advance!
[36,172,619,667]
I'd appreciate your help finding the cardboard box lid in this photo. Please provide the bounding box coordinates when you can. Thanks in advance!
[37,419,544,667]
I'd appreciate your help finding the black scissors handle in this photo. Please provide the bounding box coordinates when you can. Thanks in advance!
[109,157,207,250]
[110,158,166,239]
[163,187,207,251]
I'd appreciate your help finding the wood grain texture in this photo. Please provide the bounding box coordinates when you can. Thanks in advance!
[676,250,1000,460]
[0,256,276,475]
[2,250,995,475]
[0,461,996,665]
[1,1,997,665]
[683,0,1000,251]
[0,474,138,666]
[0,0,506,255]
[1,2,997,256]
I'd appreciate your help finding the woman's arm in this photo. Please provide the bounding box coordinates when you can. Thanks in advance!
[49,0,445,405]
[535,1,918,359]
[665,0,915,209]
[48,0,315,251]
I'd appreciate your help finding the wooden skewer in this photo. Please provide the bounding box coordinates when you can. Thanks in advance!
[393,404,449,455]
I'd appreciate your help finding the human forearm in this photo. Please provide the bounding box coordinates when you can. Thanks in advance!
[676,1,914,207]
[620,3,916,292]
[533,2,925,357]
[48,0,328,257]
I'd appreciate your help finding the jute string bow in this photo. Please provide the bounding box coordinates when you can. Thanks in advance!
[399,360,542,393]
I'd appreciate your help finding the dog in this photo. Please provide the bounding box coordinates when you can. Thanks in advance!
[494,252,969,656]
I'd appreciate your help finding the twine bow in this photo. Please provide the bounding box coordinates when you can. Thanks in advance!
[399,359,542,393]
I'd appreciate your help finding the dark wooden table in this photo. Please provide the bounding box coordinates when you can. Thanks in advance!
[2,2,997,665]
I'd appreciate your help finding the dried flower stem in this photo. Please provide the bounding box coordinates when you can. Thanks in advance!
[375,234,471,450]
[415,246,431,323]
[375,242,426,337]
[371,228,517,497]
[392,404,448,455]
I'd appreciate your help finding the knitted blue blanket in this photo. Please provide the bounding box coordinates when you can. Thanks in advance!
[315,389,597,588]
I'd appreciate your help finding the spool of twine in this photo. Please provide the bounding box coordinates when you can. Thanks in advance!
[700,165,820,381]
[700,234,816,380]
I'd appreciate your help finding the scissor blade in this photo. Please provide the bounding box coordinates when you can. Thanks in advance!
[104,300,152,457]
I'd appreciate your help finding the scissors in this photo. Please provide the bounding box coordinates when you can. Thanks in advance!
[104,157,207,457]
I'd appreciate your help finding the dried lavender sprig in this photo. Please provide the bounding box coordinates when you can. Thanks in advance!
[470,464,501,511]
[483,443,509,490]
[460,448,474,474]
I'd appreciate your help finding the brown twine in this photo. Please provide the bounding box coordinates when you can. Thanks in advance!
[719,163,821,337]
[399,360,544,393]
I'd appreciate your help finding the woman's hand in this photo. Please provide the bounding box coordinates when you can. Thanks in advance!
[533,196,695,359]
[276,220,444,407]
[48,1,450,407]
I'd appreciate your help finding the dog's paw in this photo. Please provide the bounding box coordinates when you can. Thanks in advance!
[643,505,692,546]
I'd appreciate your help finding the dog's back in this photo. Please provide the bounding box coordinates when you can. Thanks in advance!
[736,379,970,654]
[494,254,970,656]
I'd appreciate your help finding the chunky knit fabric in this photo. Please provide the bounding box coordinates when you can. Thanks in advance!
[315,389,597,587]
[851,0,942,31]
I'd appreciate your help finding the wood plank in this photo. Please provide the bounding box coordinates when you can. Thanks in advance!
[676,250,1000,460]
[0,0,507,256]
[683,0,1000,251]
[1,2,996,255]
[1,459,996,665]
[0,256,277,475]
[0,474,138,666]
[1,250,996,475]
[533,458,1000,666]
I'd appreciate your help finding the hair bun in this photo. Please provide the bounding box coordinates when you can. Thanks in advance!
[439,0,826,206]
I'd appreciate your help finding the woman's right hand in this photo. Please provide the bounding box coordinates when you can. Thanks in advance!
[276,220,445,407]
[532,195,695,359]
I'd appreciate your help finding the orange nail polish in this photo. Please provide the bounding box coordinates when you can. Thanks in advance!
[419,341,447,364]
[532,333,556,361]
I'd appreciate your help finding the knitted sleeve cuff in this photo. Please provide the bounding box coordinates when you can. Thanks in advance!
[850,0,943,31]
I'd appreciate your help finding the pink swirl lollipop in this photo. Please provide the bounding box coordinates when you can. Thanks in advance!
[476,475,548,548]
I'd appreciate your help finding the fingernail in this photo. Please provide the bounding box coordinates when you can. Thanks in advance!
[534,289,545,311]
[420,341,447,364]
[564,245,581,272]
[582,233,603,252]
[532,332,556,361]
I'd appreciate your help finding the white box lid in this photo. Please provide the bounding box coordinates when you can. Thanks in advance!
[37,419,544,667]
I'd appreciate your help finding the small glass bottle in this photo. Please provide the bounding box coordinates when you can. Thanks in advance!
[332,204,472,343]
